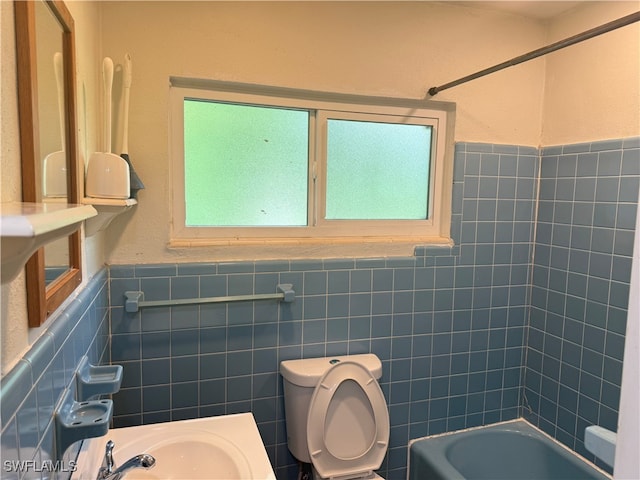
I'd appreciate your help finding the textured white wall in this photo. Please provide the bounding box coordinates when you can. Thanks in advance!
[542,2,640,145]
[99,1,549,264]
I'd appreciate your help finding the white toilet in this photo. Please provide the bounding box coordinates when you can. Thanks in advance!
[280,354,390,480]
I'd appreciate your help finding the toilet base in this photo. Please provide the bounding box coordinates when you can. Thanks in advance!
[311,467,384,480]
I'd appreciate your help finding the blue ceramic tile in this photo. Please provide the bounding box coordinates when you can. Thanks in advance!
[304,295,327,320]
[322,259,355,270]
[555,179,575,201]
[386,257,416,268]
[171,305,199,330]
[172,355,199,382]
[598,150,623,176]
[112,334,142,361]
[135,264,177,277]
[199,275,227,297]
[171,276,200,299]
[465,143,494,154]
[142,385,170,411]
[110,265,136,278]
[609,281,631,309]
[617,203,638,230]
[604,332,624,360]
[177,263,217,275]
[142,358,170,385]
[622,136,640,148]
[355,258,387,269]
[493,144,519,155]
[619,176,640,203]
[227,376,252,402]
[120,361,142,389]
[303,320,326,344]
[498,177,517,199]
[595,177,620,202]
[326,271,349,295]
[326,294,349,319]
[519,146,539,156]
[453,154,465,182]
[392,268,413,291]
[591,139,623,152]
[140,277,169,301]
[226,350,253,376]
[480,153,499,176]
[200,379,225,406]
[228,274,254,296]
[171,329,199,356]
[348,270,371,292]
[542,146,563,156]
[621,148,640,175]
[462,153,480,177]
[576,152,599,176]
[255,260,290,272]
[303,271,327,295]
[477,200,497,221]
[253,273,279,296]
[218,262,255,274]
[518,156,539,178]
[278,322,302,347]
[23,335,54,382]
[0,361,32,427]
[611,256,632,284]
[557,154,577,177]
[562,142,590,154]
[113,388,142,416]
[289,260,323,272]
[613,229,635,257]
[588,252,612,279]
[140,307,171,332]
[226,302,253,326]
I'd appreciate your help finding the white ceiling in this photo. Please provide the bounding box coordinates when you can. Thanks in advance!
[449,1,584,20]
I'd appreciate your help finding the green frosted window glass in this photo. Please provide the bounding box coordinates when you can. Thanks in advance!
[326,119,432,220]
[183,100,309,226]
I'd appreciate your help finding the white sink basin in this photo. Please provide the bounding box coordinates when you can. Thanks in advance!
[73,413,275,480]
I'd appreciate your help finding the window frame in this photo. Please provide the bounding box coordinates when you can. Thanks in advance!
[169,77,454,246]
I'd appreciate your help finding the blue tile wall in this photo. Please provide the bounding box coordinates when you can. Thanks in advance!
[109,142,539,480]
[0,269,110,480]
[524,137,639,473]
[2,138,634,480]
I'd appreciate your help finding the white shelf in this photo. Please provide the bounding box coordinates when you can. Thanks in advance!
[1,202,97,283]
[82,197,137,236]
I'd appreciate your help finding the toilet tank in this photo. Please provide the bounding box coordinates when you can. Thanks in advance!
[279,354,383,463]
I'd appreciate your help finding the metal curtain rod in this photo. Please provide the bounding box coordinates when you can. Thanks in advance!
[428,11,640,97]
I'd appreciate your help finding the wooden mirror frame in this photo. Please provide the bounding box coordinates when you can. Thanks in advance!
[15,0,82,327]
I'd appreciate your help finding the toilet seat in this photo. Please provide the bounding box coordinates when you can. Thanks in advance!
[306,360,389,479]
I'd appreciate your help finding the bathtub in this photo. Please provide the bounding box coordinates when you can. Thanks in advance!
[408,420,610,480]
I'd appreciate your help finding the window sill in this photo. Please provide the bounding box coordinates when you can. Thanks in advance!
[168,236,454,260]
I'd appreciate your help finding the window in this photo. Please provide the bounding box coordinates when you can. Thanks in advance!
[170,78,453,246]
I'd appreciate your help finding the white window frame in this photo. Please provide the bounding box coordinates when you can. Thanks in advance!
[169,77,454,247]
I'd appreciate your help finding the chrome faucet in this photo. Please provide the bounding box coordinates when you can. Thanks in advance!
[97,440,156,480]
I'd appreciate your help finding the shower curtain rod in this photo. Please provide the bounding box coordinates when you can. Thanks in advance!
[427,10,640,97]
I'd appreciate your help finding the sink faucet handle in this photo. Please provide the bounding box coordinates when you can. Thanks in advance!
[103,440,115,473]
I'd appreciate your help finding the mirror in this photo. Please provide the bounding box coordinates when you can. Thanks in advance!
[15,0,82,327]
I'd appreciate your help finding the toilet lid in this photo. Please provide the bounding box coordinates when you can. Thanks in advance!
[306,360,389,479]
